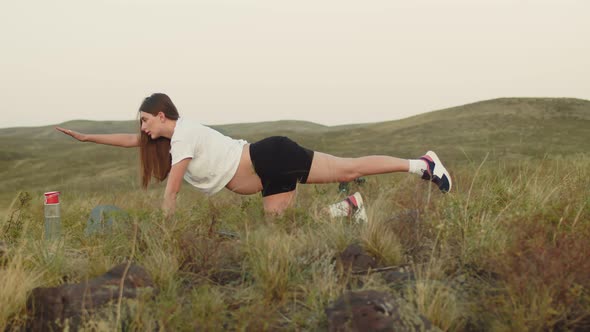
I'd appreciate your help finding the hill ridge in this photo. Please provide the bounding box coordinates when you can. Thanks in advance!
[2,97,588,133]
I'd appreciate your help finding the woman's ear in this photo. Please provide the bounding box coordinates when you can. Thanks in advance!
[158,112,166,122]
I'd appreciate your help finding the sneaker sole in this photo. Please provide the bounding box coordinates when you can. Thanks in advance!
[425,151,452,193]
[351,192,368,223]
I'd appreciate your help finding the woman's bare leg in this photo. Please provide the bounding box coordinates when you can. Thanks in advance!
[307,152,409,221]
[306,152,409,184]
[262,190,297,215]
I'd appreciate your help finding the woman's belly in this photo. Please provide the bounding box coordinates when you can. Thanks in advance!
[225,144,263,195]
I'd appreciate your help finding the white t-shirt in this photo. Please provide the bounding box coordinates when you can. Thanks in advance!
[170,117,247,195]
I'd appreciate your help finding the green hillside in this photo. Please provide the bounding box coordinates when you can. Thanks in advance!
[297,97,590,160]
[1,97,589,212]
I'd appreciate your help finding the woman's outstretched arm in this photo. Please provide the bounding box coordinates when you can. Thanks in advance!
[56,127,140,148]
[163,158,191,219]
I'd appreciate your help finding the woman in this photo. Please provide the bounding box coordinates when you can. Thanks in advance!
[56,93,451,220]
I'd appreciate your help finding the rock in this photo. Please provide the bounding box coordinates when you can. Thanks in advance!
[27,263,155,330]
[337,244,377,273]
[382,268,416,287]
[85,205,128,236]
[325,290,441,332]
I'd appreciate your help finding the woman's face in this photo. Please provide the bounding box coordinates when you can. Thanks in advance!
[139,111,163,139]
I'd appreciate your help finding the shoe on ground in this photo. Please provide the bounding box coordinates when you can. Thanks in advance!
[419,151,452,193]
[346,192,368,223]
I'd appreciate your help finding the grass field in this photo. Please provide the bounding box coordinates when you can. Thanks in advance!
[1,98,589,330]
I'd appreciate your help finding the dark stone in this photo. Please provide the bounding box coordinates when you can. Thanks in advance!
[382,268,416,286]
[338,244,377,273]
[26,263,155,330]
[325,290,441,332]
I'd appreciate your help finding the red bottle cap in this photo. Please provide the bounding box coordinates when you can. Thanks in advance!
[44,191,60,204]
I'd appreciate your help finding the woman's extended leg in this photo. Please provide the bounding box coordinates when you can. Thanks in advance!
[306,152,410,184]
[307,151,451,222]
[306,151,451,193]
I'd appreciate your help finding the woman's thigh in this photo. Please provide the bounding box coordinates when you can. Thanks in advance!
[306,152,359,184]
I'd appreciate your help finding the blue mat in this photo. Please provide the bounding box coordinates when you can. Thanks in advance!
[85,205,128,236]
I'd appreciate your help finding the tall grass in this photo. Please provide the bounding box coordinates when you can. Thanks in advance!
[0,252,42,329]
[0,154,589,330]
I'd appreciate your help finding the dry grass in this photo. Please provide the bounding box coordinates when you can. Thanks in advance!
[0,154,589,330]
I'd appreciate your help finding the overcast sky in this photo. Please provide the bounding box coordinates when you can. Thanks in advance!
[1,0,588,128]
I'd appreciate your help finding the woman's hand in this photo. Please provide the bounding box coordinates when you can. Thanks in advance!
[162,158,192,220]
[55,128,139,147]
[56,127,87,142]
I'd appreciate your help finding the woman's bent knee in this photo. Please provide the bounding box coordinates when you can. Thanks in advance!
[263,191,296,215]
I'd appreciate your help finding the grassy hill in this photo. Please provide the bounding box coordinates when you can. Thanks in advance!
[2,94,589,232]
[300,97,590,160]
[1,97,588,211]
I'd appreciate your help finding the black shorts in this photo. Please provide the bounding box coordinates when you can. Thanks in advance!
[249,136,315,197]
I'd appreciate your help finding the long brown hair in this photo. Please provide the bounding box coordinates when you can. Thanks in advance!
[138,93,179,188]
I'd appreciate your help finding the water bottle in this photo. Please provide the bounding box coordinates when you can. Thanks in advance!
[44,191,61,240]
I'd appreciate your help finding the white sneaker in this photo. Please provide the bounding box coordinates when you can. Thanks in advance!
[328,192,368,223]
[349,192,368,223]
[419,151,452,193]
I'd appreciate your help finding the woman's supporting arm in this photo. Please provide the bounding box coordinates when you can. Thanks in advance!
[56,127,140,148]
[163,158,191,219]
